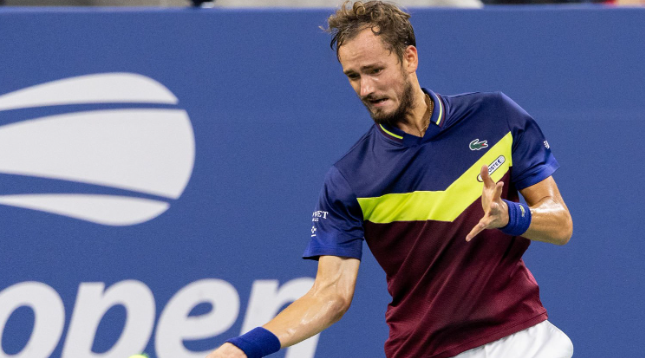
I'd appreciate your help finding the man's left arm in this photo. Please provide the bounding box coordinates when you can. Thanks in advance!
[466,165,573,245]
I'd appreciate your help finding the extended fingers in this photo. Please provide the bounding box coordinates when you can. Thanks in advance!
[480,165,495,187]
[466,218,488,241]
[494,181,504,200]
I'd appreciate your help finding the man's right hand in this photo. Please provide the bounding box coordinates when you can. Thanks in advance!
[206,256,360,358]
[206,343,247,358]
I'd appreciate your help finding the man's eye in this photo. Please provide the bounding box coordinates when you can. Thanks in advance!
[348,74,360,80]
[372,68,382,74]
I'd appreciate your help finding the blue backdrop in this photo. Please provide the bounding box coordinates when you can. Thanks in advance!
[0,5,643,358]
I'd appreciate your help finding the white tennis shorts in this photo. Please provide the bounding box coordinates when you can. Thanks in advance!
[451,320,574,358]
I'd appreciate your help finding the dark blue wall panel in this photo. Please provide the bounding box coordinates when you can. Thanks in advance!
[0,6,643,358]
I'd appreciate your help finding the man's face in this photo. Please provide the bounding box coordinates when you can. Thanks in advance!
[338,28,413,126]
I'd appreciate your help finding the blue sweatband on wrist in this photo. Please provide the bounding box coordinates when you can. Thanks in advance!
[500,199,532,236]
[226,327,281,358]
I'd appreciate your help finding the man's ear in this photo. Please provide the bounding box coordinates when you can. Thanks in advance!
[403,45,419,73]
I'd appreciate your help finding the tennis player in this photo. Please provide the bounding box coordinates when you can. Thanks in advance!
[207,1,573,357]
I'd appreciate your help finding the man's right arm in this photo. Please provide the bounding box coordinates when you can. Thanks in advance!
[206,255,361,358]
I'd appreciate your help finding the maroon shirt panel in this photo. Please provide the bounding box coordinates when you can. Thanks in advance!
[363,173,547,358]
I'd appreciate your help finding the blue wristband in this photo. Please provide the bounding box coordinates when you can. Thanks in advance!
[226,327,281,358]
[500,199,532,236]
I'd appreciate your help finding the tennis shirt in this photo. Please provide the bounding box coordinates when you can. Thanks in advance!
[303,89,560,358]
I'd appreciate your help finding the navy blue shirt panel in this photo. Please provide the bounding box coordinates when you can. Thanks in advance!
[302,165,364,260]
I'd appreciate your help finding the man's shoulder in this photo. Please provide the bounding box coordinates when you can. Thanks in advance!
[442,91,510,111]
[321,124,391,191]
[440,91,519,128]
[332,124,379,170]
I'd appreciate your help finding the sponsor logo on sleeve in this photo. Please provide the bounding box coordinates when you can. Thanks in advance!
[311,211,329,222]
[310,211,329,237]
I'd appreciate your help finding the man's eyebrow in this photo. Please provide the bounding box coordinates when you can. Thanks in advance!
[343,69,356,75]
[343,64,381,75]
[361,64,380,71]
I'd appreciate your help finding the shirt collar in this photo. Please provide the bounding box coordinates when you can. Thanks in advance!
[377,88,446,145]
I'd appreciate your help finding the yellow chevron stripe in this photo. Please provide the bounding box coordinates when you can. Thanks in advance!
[379,124,403,140]
[357,132,513,223]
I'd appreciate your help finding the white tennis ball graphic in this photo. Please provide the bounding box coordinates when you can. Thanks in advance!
[0,73,195,226]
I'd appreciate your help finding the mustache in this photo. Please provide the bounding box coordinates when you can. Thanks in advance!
[361,94,384,103]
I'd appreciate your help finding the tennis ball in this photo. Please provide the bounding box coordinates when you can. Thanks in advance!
[128,354,149,358]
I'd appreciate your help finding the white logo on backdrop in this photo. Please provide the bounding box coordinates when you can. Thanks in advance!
[0,73,195,226]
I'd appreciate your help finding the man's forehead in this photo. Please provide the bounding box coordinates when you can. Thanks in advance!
[338,30,393,69]
[339,29,384,55]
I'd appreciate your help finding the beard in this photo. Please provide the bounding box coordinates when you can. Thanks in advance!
[362,78,415,127]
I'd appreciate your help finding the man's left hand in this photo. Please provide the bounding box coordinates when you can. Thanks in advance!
[466,165,509,241]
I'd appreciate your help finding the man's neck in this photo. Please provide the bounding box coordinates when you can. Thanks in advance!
[396,87,433,138]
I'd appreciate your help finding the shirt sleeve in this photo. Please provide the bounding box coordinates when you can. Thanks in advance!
[302,165,364,261]
[500,93,560,190]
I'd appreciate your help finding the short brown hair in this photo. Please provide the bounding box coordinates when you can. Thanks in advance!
[325,1,416,62]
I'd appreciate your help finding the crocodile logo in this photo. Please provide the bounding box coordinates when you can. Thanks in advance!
[469,139,488,151]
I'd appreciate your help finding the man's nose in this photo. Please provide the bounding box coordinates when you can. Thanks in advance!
[360,78,374,97]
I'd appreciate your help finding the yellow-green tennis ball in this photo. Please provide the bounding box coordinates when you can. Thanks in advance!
[128,355,149,358]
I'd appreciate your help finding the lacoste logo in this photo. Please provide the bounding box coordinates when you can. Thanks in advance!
[0,73,195,226]
[469,139,488,151]
[477,156,506,182]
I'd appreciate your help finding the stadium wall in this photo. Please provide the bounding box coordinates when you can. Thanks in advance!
[0,6,643,358]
